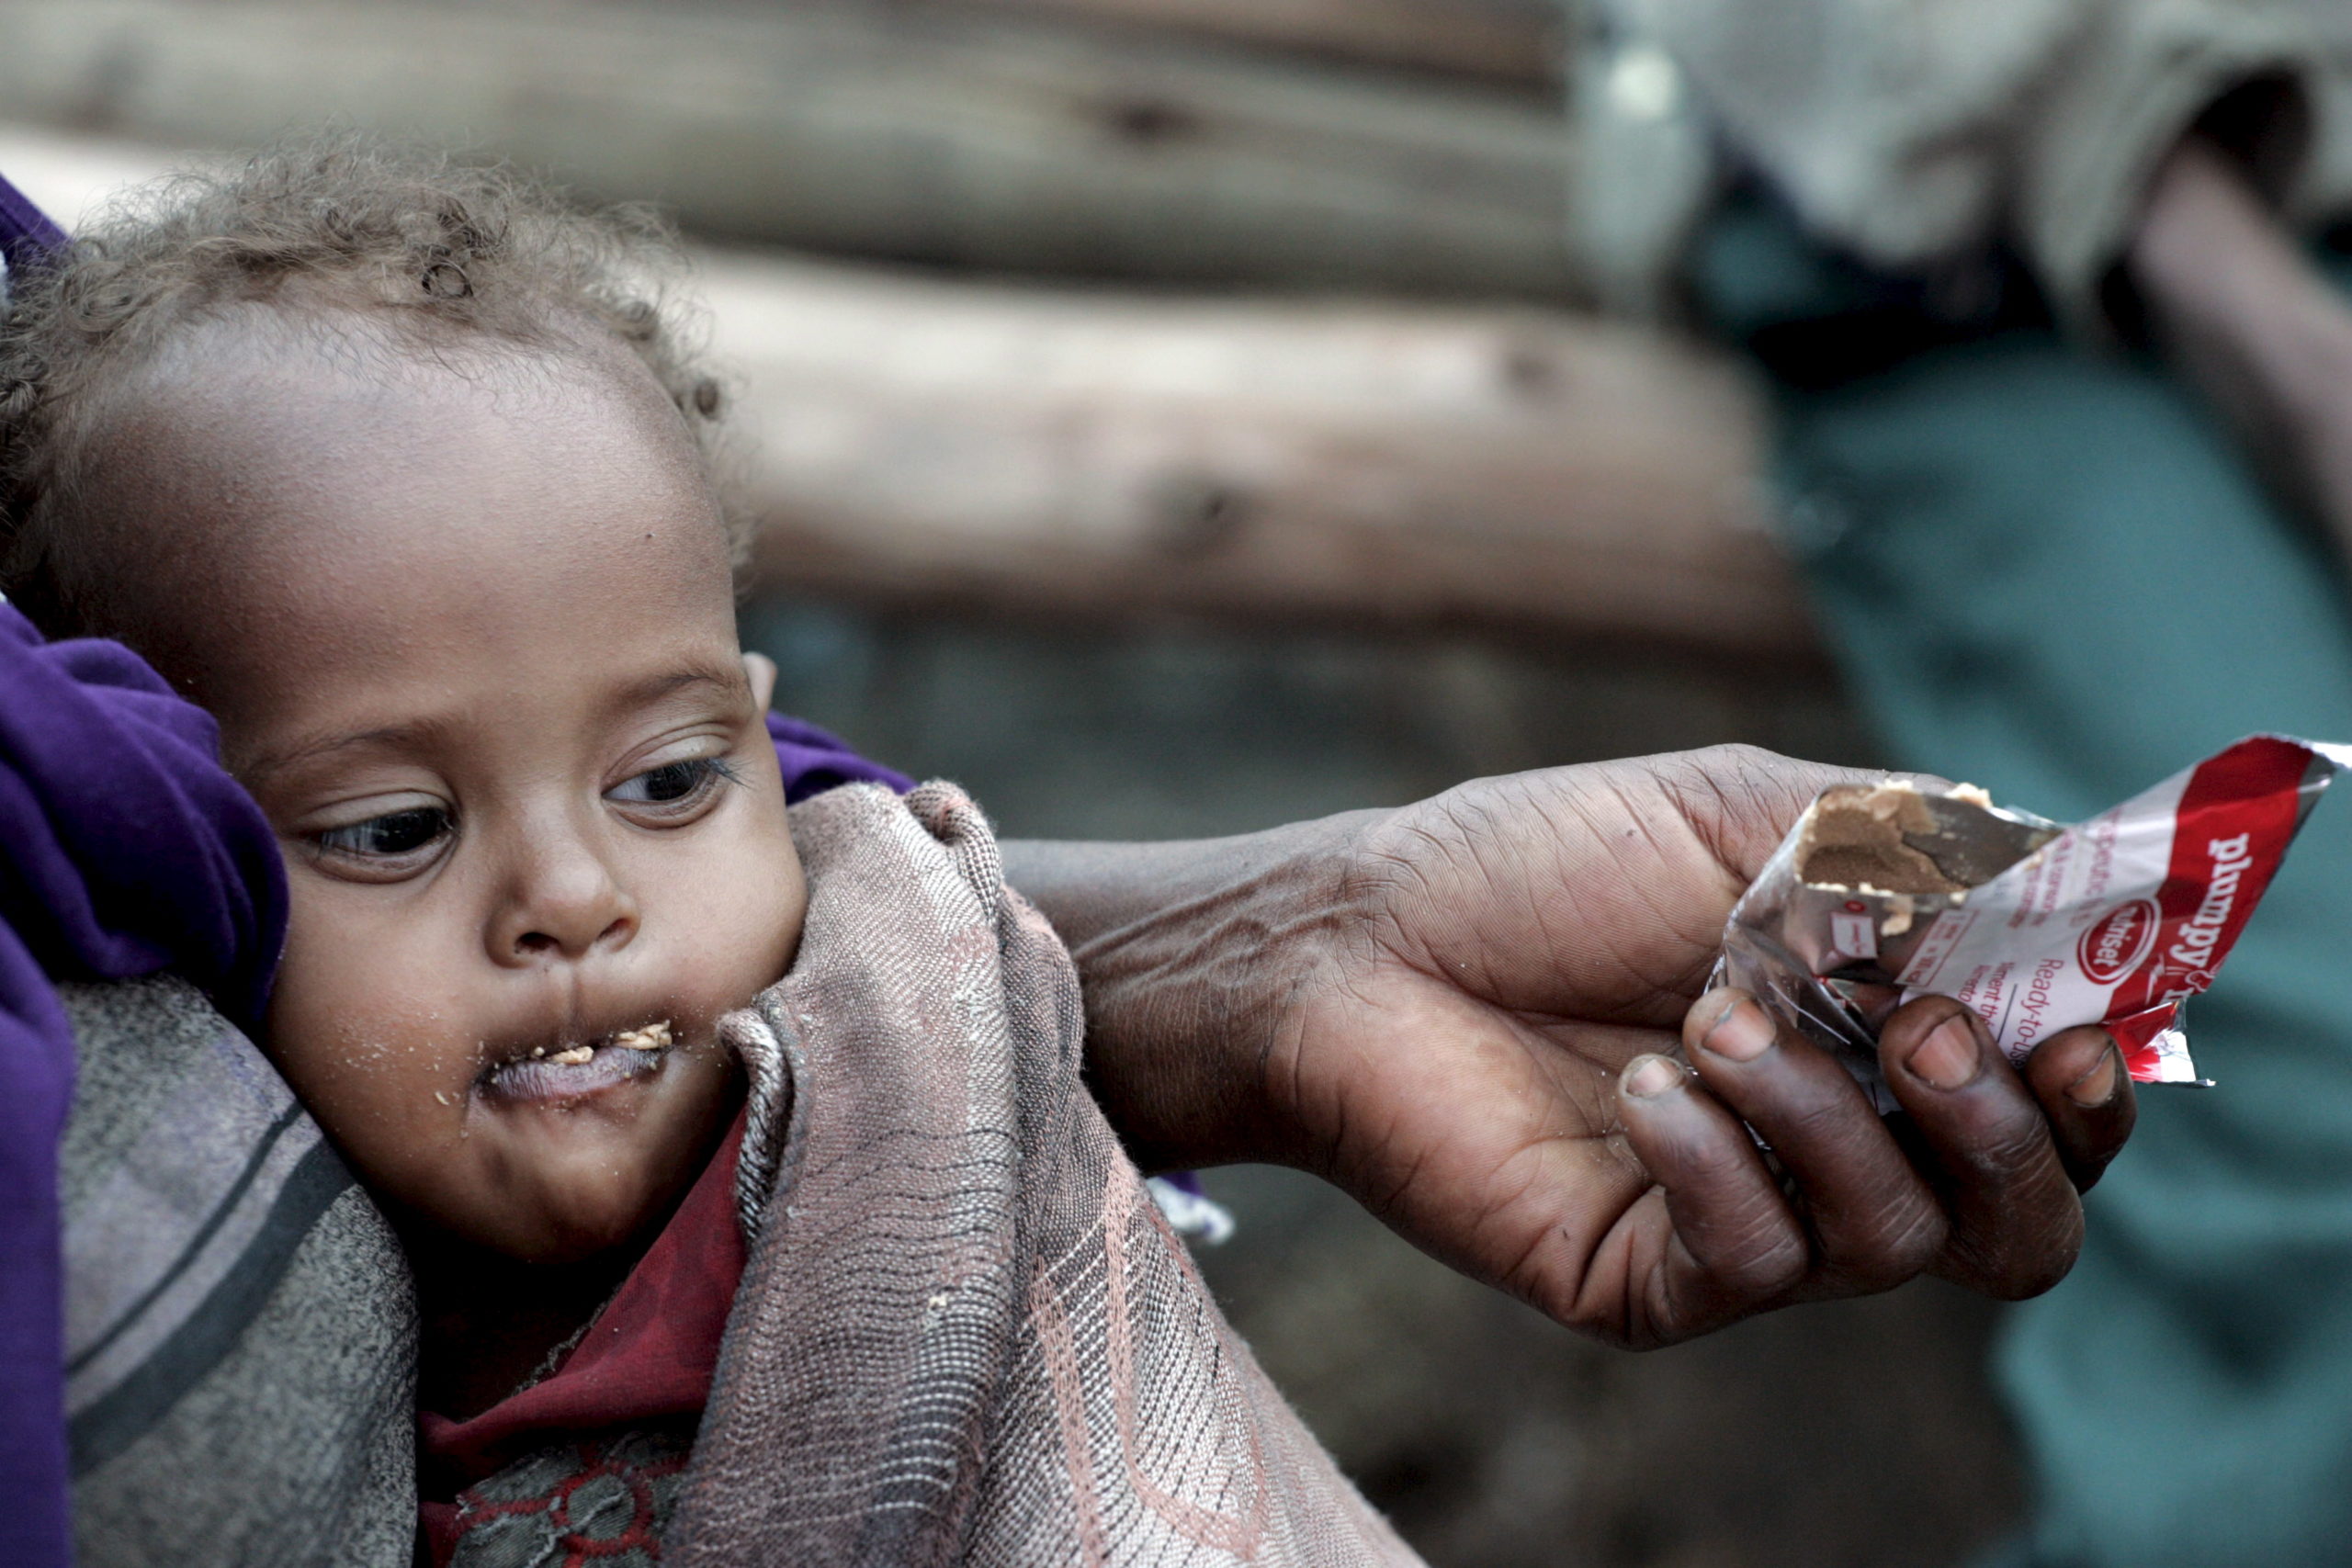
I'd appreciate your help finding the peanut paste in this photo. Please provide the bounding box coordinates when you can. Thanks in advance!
[1797,784,1972,895]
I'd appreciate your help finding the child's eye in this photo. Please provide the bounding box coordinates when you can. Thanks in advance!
[315,807,452,860]
[606,756,735,814]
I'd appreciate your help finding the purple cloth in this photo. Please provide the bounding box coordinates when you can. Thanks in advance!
[0,605,288,1568]
[769,711,913,803]
[0,607,905,1567]
[0,170,67,281]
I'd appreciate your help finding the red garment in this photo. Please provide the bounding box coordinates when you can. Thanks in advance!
[415,1110,748,1565]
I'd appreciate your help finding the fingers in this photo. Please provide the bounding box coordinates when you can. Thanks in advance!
[2019,1024,2137,1191]
[1876,997,2086,1299]
[1613,1052,1810,1336]
[1613,987,2117,1340]
[1680,991,1948,1295]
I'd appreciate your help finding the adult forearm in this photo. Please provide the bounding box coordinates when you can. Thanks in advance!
[2128,135,2352,554]
[1001,814,1376,1172]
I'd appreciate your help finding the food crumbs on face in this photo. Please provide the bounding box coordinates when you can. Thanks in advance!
[531,1045,546,1058]
[548,1044,596,1066]
[612,1021,673,1052]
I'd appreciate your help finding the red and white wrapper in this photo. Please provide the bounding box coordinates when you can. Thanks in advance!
[1717,736,2352,1110]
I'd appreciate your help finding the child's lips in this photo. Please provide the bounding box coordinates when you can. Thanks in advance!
[478,1021,674,1105]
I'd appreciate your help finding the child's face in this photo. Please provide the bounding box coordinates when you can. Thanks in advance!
[87,319,807,1263]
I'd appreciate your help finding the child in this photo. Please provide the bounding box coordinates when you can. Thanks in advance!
[1,138,1415,1564]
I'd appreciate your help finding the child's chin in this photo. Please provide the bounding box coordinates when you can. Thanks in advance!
[489,1189,668,1267]
[458,1144,687,1264]
[403,1057,734,1265]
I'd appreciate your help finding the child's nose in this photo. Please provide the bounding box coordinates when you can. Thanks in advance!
[491,837,639,964]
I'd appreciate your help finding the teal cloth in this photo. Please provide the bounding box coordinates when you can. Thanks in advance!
[1696,197,2352,1567]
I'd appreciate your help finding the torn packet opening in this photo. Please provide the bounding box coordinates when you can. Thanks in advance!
[1713,737,2352,1110]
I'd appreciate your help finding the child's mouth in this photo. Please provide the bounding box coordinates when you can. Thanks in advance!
[479,1020,674,1104]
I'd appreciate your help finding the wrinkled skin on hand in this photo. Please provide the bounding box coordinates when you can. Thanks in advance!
[1012,745,2135,1350]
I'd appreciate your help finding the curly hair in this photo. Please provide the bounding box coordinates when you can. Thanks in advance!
[0,131,738,637]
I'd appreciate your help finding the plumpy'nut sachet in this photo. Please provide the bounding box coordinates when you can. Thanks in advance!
[1715,736,2352,1110]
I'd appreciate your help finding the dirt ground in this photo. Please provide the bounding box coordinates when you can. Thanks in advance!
[741,597,2028,1568]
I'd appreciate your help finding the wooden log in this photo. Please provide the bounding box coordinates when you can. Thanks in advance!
[698,252,1812,657]
[0,125,1810,659]
[937,0,1562,88]
[0,0,1579,297]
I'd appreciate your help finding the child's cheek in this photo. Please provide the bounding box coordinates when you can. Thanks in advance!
[661,801,808,1011]
[262,890,481,1197]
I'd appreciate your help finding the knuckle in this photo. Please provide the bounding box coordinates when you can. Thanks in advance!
[1755,1084,1869,1153]
[1942,1104,2053,1185]
[2007,1209,2086,1299]
[1729,1233,1812,1299]
[1825,1200,1949,1292]
[1979,1245,2080,1301]
[1638,1104,1743,1186]
[1947,1185,2084,1300]
[1702,1203,1811,1297]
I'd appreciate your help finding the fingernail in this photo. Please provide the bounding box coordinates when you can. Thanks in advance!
[1907,1014,1983,1091]
[2066,1046,2121,1108]
[1623,1055,1684,1100]
[1700,995,1776,1063]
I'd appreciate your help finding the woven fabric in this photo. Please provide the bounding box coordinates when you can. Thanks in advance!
[673,781,1420,1567]
[60,975,416,1568]
[444,1426,695,1568]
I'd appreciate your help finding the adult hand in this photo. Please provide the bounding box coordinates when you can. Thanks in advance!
[1010,746,2134,1349]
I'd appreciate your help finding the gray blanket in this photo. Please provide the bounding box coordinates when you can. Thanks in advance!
[60,974,415,1567]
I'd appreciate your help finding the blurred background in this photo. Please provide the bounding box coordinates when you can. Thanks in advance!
[0,3,2028,1562]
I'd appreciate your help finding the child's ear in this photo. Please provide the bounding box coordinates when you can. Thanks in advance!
[742,650,778,713]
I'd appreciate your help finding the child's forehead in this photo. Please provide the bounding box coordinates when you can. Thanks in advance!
[119,306,690,465]
[74,307,732,699]
[87,308,709,539]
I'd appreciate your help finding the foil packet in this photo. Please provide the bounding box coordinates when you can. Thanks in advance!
[1716,736,2352,1110]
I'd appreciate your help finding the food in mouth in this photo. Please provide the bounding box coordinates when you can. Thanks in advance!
[543,1022,667,1066]
[480,1020,677,1101]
